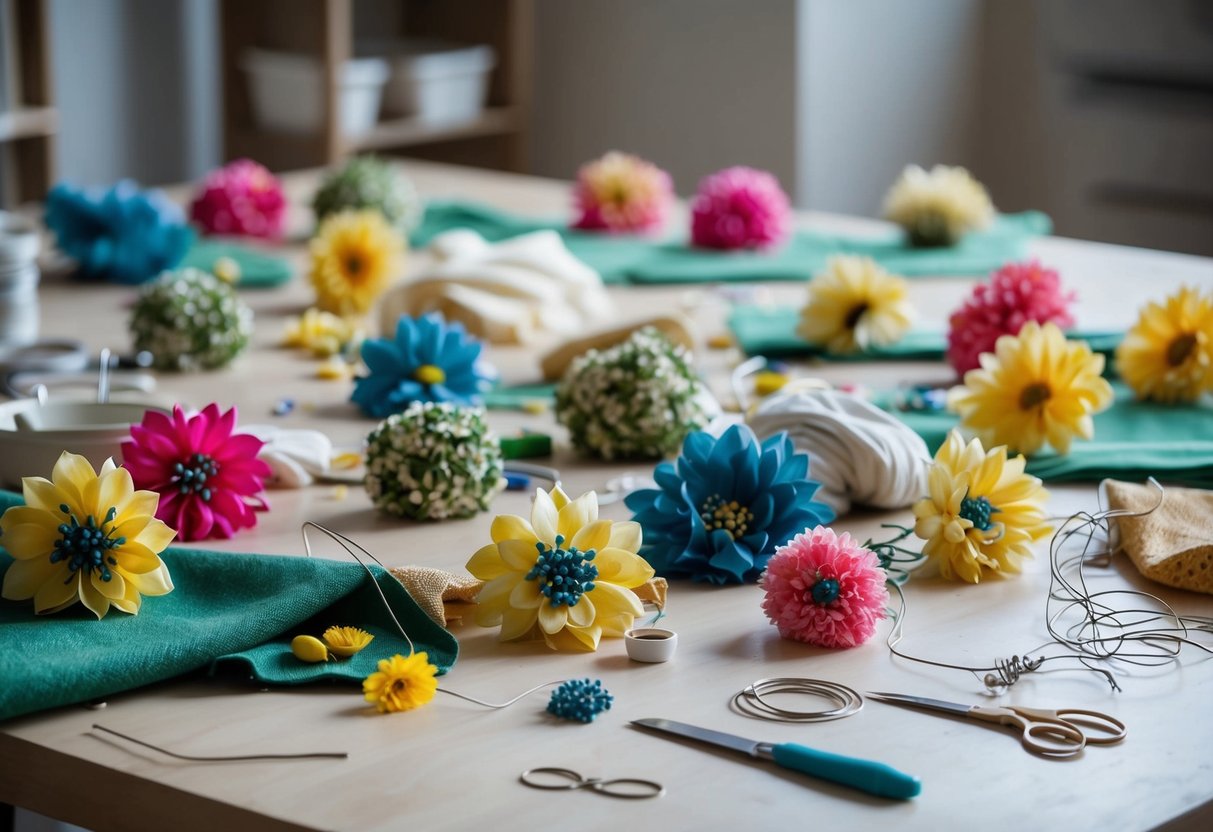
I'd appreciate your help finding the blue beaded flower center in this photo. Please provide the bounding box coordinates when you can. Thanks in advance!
[959,495,996,531]
[547,678,613,723]
[526,534,598,607]
[51,505,125,583]
[810,577,840,605]
[699,493,754,540]
[173,453,220,502]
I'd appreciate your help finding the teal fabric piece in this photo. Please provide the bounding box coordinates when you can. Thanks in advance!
[0,489,457,722]
[884,384,1213,487]
[483,381,557,410]
[729,304,1124,360]
[411,200,1051,286]
[180,238,294,288]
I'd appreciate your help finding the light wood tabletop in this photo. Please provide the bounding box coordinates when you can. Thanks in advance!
[1,161,1212,832]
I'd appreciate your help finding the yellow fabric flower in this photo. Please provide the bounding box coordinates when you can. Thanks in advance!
[362,652,438,713]
[309,209,404,317]
[323,625,374,657]
[467,486,655,652]
[796,255,915,353]
[0,452,175,618]
[1115,286,1213,403]
[883,164,994,246]
[948,321,1114,455]
[912,430,1051,583]
[282,307,362,357]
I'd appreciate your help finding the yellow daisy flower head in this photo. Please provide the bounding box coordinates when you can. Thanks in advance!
[466,486,655,652]
[883,164,994,247]
[362,652,438,713]
[796,255,915,353]
[323,625,374,657]
[308,209,404,318]
[948,321,1114,455]
[912,430,1051,583]
[0,451,176,618]
[1115,286,1213,403]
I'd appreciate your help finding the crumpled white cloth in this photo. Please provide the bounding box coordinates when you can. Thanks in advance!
[746,388,930,516]
[244,424,334,488]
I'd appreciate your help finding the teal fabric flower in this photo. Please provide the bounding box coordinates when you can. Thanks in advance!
[625,424,834,585]
[44,180,193,284]
[352,313,493,418]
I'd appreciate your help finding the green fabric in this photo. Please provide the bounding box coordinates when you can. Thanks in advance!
[0,490,457,722]
[412,200,1052,285]
[729,304,1124,360]
[483,381,557,410]
[181,239,294,288]
[884,384,1213,487]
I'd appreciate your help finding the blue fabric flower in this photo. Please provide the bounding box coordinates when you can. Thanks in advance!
[625,424,835,585]
[351,313,493,418]
[44,180,193,284]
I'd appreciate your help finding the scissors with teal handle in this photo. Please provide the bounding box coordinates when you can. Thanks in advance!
[868,692,1126,758]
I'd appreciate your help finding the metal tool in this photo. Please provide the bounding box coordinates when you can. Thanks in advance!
[630,718,921,800]
[519,767,664,799]
[866,692,1126,757]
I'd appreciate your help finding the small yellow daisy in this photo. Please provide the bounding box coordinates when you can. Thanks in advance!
[1115,286,1213,403]
[883,164,994,247]
[362,652,438,713]
[309,209,404,317]
[948,321,1114,455]
[796,255,915,353]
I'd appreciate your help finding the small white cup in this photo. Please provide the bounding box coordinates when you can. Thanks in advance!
[624,627,678,663]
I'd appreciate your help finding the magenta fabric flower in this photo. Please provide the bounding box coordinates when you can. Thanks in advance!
[690,166,790,250]
[571,151,673,234]
[947,260,1076,376]
[189,159,286,239]
[122,404,272,541]
[759,526,888,649]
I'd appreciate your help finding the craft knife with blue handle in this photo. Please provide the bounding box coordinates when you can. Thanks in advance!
[631,718,921,800]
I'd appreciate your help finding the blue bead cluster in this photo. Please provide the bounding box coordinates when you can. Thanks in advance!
[173,453,220,502]
[525,534,598,608]
[810,577,841,605]
[959,495,997,532]
[50,505,125,582]
[547,679,613,724]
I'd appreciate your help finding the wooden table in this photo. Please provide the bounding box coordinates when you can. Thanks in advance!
[2,162,1211,832]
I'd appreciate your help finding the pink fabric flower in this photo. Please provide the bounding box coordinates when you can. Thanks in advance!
[121,404,272,541]
[759,526,888,649]
[690,166,790,250]
[189,159,286,239]
[572,151,673,234]
[947,260,1076,376]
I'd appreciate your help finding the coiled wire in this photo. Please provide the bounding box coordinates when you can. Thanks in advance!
[730,677,863,723]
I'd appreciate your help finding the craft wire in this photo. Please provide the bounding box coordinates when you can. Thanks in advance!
[299,522,586,712]
[884,479,1213,692]
[730,678,863,723]
[91,724,347,761]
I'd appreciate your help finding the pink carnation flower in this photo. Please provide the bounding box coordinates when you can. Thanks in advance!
[122,404,271,541]
[572,151,673,234]
[759,526,889,649]
[690,166,790,250]
[947,260,1076,376]
[189,159,286,239]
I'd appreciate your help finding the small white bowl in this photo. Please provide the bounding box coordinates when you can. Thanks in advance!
[624,627,678,663]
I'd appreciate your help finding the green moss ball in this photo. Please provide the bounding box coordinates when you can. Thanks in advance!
[129,267,253,371]
[312,155,422,234]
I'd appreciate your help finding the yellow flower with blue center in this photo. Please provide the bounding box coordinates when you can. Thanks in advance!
[0,451,175,618]
[467,486,654,651]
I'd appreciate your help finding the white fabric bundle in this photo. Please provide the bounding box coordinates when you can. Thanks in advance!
[245,425,334,488]
[746,388,930,517]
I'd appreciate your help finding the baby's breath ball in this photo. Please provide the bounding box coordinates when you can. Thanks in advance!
[555,327,715,460]
[129,267,253,371]
[365,402,505,521]
[312,155,422,234]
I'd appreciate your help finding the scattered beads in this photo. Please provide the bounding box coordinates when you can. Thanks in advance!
[547,679,613,724]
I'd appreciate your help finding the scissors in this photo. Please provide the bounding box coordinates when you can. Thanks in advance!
[519,767,664,799]
[867,692,1126,758]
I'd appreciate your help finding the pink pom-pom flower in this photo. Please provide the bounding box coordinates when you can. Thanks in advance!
[571,151,673,234]
[122,404,272,541]
[690,166,790,251]
[947,260,1076,376]
[189,159,286,239]
[759,526,889,649]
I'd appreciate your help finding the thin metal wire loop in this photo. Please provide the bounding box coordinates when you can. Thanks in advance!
[731,677,863,722]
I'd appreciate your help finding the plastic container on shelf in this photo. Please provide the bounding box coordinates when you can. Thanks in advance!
[359,38,496,124]
[241,49,389,136]
[0,211,41,348]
